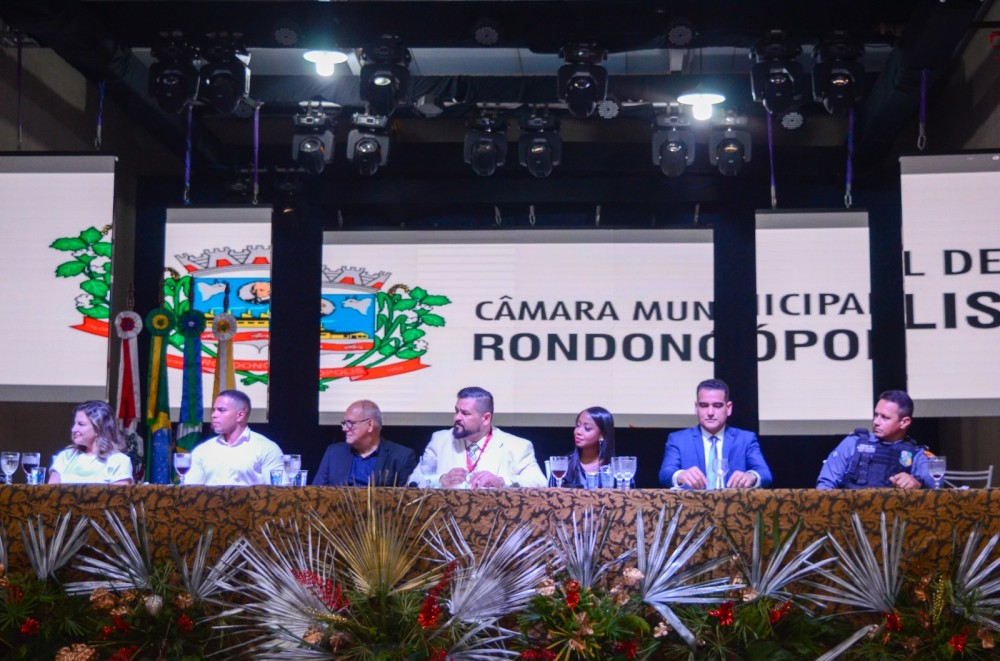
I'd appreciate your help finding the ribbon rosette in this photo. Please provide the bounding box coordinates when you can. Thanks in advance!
[114,311,143,339]
[212,312,238,341]
[176,309,207,338]
[145,308,176,337]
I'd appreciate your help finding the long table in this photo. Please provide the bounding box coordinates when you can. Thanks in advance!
[2,486,997,574]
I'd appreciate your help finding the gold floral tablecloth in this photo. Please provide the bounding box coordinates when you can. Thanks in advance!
[2,486,995,573]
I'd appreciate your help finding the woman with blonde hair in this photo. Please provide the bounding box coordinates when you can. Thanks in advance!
[49,400,133,484]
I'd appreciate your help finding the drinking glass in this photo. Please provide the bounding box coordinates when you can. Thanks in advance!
[295,470,309,486]
[618,456,637,490]
[283,454,302,484]
[419,453,437,488]
[610,456,627,489]
[270,468,285,486]
[21,452,41,480]
[713,457,730,489]
[549,455,569,488]
[28,467,47,485]
[927,456,947,489]
[1,451,20,485]
[173,452,192,485]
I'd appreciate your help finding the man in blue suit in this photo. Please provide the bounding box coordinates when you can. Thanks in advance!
[313,399,417,486]
[658,379,773,489]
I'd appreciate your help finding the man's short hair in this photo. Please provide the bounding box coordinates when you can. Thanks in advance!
[218,389,252,413]
[878,390,913,418]
[350,399,383,428]
[696,378,730,401]
[457,386,494,415]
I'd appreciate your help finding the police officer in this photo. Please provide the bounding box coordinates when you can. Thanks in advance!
[816,390,933,490]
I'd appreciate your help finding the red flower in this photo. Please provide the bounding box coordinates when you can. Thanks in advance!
[418,594,442,629]
[113,615,130,634]
[109,645,140,661]
[613,640,638,659]
[709,601,735,627]
[20,617,40,635]
[950,630,968,652]
[519,649,556,660]
[7,584,24,603]
[883,611,902,632]
[565,580,581,610]
[177,613,194,632]
[429,648,448,661]
[769,600,793,625]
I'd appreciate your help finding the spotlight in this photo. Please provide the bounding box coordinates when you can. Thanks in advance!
[557,44,608,118]
[750,30,803,115]
[472,17,502,46]
[149,32,199,114]
[812,33,865,114]
[346,113,390,176]
[303,50,348,77]
[665,17,697,47]
[709,114,751,177]
[518,115,561,178]
[677,87,725,121]
[292,101,339,175]
[360,36,411,117]
[199,33,251,115]
[464,116,508,177]
[652,112,695,177]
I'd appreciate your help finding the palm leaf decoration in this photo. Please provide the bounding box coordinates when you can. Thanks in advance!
[169,525,245,602]
[952,526,1000,631]
[723,511,832,602]
[548,506,632,590]
[20,512,91,581]
[64,504,154,594]
[635,505,739,648]
[0,524,8,573]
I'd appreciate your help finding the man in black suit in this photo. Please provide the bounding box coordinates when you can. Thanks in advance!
[313,399,417,486]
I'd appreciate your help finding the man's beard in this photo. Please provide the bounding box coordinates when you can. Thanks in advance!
[453,423,472,439]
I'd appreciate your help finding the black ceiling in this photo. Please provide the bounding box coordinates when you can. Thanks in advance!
[0,1,992,191]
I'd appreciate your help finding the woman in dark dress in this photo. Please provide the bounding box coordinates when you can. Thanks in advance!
[550,406,616,488]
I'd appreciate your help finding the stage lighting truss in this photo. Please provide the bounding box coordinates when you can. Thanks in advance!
[709,113,751,177]
[812,33,866,115]
[557,44,608,118]
[360,36,412,117]
[346,112,390,176]
[464,116,508,177]
[652,112,695,177]
[292,101,340,175]
[149,32,200,114]
[518,115,561,178]
[199,32,251,115]
[751,30,804,115]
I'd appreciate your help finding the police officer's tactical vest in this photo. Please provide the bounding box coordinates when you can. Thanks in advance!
[841,428,925,489]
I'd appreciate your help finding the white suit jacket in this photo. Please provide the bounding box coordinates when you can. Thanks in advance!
[408,426,547,488]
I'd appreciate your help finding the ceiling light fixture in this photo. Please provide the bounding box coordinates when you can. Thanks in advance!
[292,101,339,175]
[812,32,865,115]
[148,32,200,114]
[651,111,695,177]
[360,36,411,117]
[518,115,561,178]
[709,113,751,177]
[303,50,348,77]
[750,30,803,115]
[199,32,251,115]
[346,112,390,176]
[557,44,608,119]
[677,88,725,121]
[464,116,508,177]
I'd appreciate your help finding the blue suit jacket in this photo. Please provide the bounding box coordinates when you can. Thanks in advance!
[657,426,773,488]
[312,439,417,487]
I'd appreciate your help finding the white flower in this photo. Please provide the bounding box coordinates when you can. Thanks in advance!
[144,594,163,616]
[75,294,93,307]
[90,256,110,271]
[414,339,429,352]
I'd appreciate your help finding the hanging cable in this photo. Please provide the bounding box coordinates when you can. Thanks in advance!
[528,204,536,226]
[844,108,855,209]
[16,31,23,150]
[917,68,929,151]
[767,111,777,209]
[494,206,502,227]
[183,104,193,205]
[595,204,601,227]
[94,82,105,151]
[252,102,261,205]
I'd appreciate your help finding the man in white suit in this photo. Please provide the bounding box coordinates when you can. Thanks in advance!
[409,386,546,489]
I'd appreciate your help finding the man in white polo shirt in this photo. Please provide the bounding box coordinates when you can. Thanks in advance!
[184,389,284,486]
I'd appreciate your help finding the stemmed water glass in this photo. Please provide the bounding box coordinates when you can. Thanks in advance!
[617,456,637,489]
[927,456,947,489]
[283,454,302,485]
[549,455,569,488]
[1,451,20,485]
[713,457,730,490]
[173,452,192,485]
[419,453,437,488]
[21,452,41,481]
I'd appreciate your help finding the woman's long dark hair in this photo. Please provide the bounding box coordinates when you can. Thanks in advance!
[565,406,616,485]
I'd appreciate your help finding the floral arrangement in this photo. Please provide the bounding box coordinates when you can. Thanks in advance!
[49,225,113,322]
[4,503,1000,660]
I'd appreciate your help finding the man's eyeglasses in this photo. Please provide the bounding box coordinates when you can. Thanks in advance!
[340,417,372,430]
